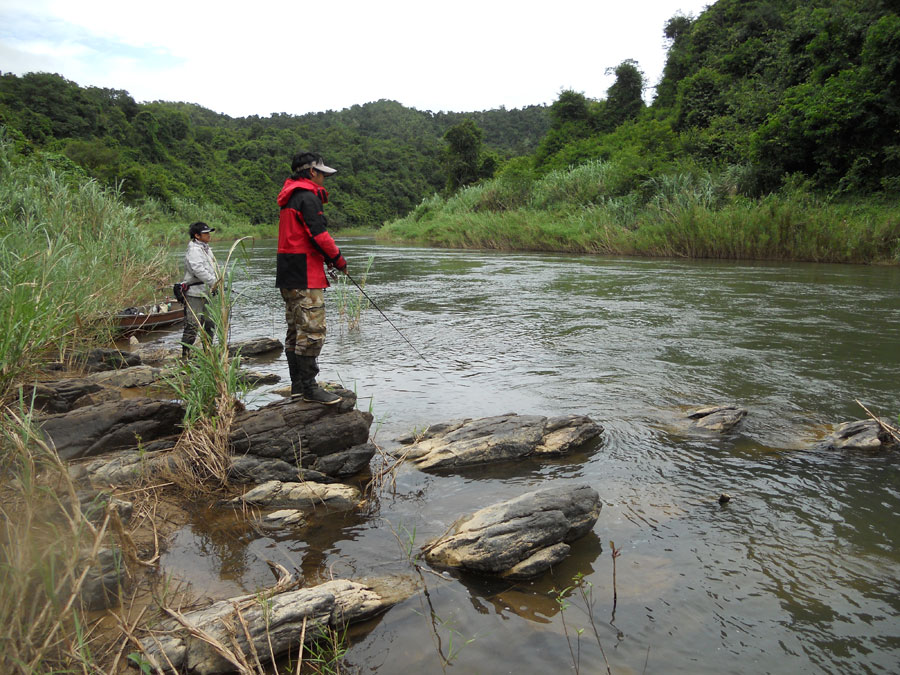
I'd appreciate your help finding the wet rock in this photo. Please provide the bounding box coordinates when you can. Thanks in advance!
[687,405,747,433]
[231,480,361,513]
[75,348,142,373]
[19,378,120,414]
[227,455,333,485]
[229,391,373,469]
[139,576,417,675]
[40,397,183,460]
[237,369,281,387]
[821,418,899,451]
[395,413,602,471]
[422,484,601,580]
[79,547,125,611]
[87,365,163,388]
[229,337,283,357]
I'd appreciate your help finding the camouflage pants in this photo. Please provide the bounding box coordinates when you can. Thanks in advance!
[281,288,326,357]
[181,295,214,347]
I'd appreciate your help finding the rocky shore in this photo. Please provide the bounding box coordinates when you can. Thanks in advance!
[22,340,897,672]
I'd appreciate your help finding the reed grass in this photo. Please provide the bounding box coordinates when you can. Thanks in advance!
[0,132,170,403]
[380,166,900,263]
[332,255,374,332]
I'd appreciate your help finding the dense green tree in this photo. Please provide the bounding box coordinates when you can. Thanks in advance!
[444,119,487,192]
[602,60,646,130]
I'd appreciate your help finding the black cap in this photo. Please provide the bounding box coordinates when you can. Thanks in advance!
[189,221,216,238]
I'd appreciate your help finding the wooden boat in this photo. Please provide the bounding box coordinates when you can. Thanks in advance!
[116,300,184,333]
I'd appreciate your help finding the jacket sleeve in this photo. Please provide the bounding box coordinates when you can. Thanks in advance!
[300,194,346,270]
[186,243,219,287]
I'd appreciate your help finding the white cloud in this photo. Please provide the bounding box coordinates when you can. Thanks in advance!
[1,0,710,117]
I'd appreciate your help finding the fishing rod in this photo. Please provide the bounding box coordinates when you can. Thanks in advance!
[331,268,449,380]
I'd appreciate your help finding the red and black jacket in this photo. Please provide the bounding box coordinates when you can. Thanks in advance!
[276,178,346,289]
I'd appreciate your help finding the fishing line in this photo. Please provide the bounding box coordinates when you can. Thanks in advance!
[333,269,451,382]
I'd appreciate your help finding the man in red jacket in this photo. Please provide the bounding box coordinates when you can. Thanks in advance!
[276,151,347,405]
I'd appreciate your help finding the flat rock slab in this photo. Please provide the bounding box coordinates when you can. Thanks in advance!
[395,413,602,471]
[69,445,176,485]
[423,484,601,580]
[87,365,163,388]
[139,576,417,675]
[822,418,899,450]
[687,405,747,433]
[232,480,361,513]
[40,397,183,461]
[20,378,121,414]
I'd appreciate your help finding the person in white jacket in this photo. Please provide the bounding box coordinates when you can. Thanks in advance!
[180,221,220,358]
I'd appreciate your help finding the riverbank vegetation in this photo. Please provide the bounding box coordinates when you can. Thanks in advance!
[381,162,900,262]
[383,0,900,263]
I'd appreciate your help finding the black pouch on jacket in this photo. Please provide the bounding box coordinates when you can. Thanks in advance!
[173,282,187,304]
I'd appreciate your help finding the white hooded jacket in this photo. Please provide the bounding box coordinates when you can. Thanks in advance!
[182,239,219,297]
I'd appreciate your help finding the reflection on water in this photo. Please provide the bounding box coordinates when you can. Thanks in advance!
[147,239,900,674]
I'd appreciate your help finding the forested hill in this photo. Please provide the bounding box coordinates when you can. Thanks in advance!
[0,75,549,228]
[3,0,898,235]
[652,0,900,194]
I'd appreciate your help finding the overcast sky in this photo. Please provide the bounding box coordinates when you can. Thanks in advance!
[0,0,711,118]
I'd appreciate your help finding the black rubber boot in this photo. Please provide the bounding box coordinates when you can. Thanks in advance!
[285,351,303,399]
[181,344,191,360]
[296,355,341,405]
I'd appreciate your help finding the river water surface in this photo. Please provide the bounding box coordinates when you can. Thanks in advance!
[153,238,900,674]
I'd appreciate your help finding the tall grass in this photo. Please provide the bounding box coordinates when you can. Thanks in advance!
[380,163,900,263]
[0,130,170,402]
[0,404,113,673]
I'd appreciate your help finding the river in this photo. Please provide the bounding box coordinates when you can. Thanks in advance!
[153,238,900,674]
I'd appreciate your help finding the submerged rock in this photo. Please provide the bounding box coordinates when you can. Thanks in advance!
[138,576,417,675]
[79,547,126,611]
[394,413,602,471]
[422,484,601,580]
[687,405,747,433]
[821,418,899,451]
